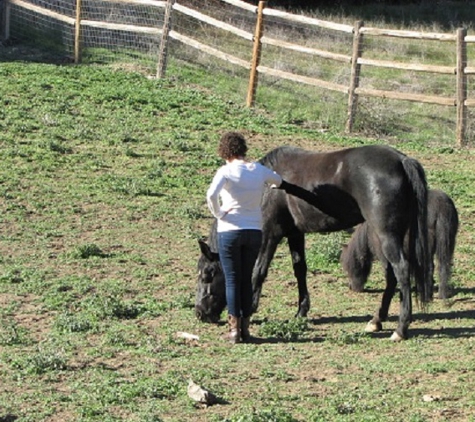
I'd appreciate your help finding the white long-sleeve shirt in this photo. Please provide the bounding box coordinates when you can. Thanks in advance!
[206,159,282,232]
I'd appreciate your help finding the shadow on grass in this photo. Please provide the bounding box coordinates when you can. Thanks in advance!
[247,335,325,345]
[0,41,72,65]
[217,319,325,344]
[225,310,475,342]
[0,415,18,422]
[452,286,475,296]
[322,308,475,339]
[344,285,475,296]
[215,292,475,343]
[354,323,475,341]
[410,326,475,339]
[417,309,475,322]
[308,314,371,325]
[308,307,475,325]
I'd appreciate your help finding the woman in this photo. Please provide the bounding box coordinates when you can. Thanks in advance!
[206,132,283,344]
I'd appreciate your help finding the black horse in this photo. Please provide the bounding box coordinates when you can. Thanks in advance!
[341,189,459,301]
[196,145,432,341]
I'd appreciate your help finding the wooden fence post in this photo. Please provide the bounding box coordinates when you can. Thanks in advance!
[157,0,175,79]
[456,28,467,147]
[246,0,266,108]
[74,0,82,63]
[2,0,11,41]
[345,20,364,133]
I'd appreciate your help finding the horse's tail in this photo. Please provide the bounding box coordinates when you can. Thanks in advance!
[434,192,459,296]
[341,224,374,292]
[402,157,432,304]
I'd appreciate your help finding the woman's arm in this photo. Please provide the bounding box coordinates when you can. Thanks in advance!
[206,169,227,219]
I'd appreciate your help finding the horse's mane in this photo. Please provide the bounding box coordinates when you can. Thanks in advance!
[258,146,306,169]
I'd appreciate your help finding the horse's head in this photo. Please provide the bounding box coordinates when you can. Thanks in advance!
[195,238,226,323]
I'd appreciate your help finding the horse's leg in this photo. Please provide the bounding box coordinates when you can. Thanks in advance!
[391,259,412,341]
[287,232,309,317]
[378,236,412,341]
[251,231,282,314]
[365,260,397,333]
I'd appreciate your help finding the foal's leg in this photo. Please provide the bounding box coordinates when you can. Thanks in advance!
[434,230,453,300]
[251,231,282,314]
[437,259,451,299]
[287,232,309,317]
[365,260,397,333]
[428,228,441,298]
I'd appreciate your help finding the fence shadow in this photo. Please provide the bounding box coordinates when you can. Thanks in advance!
[0,42,72,65]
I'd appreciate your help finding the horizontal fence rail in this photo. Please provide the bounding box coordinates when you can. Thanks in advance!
[2,0,475,146]
[169,30,251,69]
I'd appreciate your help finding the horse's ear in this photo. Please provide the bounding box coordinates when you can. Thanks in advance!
[198,239,219,262]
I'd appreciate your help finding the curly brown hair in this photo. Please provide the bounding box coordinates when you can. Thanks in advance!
[218,132,248,160]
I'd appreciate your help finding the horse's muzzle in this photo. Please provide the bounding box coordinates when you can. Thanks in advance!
[195,305,220,324]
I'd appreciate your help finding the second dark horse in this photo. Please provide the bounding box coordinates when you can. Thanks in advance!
[341,189,459,301]
[196,145,432,341]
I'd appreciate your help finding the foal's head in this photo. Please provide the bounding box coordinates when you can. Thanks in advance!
[195,239,226,323]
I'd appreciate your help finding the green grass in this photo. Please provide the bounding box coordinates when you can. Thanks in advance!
[1,44,475,421]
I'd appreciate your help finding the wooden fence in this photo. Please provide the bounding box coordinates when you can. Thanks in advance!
[3,0,475,146]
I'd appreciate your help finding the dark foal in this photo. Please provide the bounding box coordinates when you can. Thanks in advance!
[342,189,459,306]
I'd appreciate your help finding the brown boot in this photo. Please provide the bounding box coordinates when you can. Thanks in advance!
[241,317,251,343]
[223,315,240,344]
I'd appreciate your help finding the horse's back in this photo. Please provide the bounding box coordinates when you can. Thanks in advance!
[261,144,416,233]
[263,144,409,191]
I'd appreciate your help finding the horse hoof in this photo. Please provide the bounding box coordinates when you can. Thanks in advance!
[364,321,382,333]
[438,290,452,300]
[390,331,405,342]
[349,282,364,293]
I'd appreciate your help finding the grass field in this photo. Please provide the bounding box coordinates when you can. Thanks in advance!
[1,44,475,421]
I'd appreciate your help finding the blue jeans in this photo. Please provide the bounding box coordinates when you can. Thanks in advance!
[218,229,262,318]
